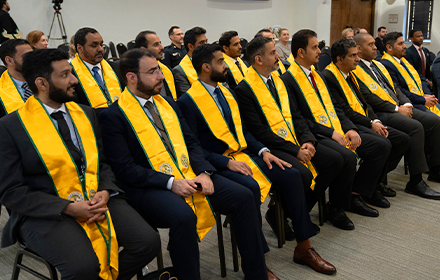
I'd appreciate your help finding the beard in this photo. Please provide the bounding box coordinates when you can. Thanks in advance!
[48,82,76,103]
[137,79,162,96]
[210,68,228,83]
[14,60,22,73]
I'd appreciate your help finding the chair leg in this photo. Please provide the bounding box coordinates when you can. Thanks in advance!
[157,246,164,270]
[404,156,408,175]
[215,212,227,278]
[13,249,58,280]
[318,194,327,226]
[229,219,239,272]
[274,189,284,248]
[11,250,24,280]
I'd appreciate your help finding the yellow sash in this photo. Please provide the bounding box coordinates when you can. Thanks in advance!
[223,54,248,85]
[70,54,122,108]
[158,61,177,101]
[326,62,367,116]
[117,89,215,240]
[17,97,118,280]
[186,80,272,202]
[382,52,440,116]
[0,70,25,114]
[287,53,294,65]
[178,54,198,86]
[287,61,345,136]
[243,67,317,190]
[352,61,398,106]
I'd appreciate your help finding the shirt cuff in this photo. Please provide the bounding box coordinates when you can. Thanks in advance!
[373,119,382,124]
[109,191,119,197]
[394,105,399,112]
[166,177,174,190]
[258,147,271,157]
[403,103,413,108]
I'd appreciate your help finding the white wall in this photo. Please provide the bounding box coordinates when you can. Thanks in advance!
[9,0,328,49]
[374,0,440,54]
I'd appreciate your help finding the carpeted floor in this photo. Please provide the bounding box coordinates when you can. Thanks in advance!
[1,159,440,280]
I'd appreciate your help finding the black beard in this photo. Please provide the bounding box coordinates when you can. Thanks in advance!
[137,79,162,96]
[48,82,75,103]
[210,68,227,83]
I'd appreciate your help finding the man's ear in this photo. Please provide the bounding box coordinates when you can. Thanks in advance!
[76,44,83,55]
[126,72,137,84]
[4,55,14,67]
[188,43,195,52]
[35,77,48,92]
[202,63,210,73]
[255,55,263,66]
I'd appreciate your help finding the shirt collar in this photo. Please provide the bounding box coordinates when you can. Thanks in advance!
[259,73,273,84]
[299,65,312,77]
[200,81,218,95]
[360,58,372,68]
[392,56,401,63]
[43,103,67,116]
[226,54,238,63]
[11,77,25,88]
[82,58,101,73]
[413,44,422,51]
[134,94,153,107]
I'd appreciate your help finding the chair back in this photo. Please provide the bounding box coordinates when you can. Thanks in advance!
[317,52,332,71]
[127,40,136,50]
[117,43,128,57]
[103,44,109,60]
[57,43,69,55]
[109,41,118,58]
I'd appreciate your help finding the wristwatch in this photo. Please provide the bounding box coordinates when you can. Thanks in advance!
[203,171,213,176]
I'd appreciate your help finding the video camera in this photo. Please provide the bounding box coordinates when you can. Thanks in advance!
[52,0,63,11]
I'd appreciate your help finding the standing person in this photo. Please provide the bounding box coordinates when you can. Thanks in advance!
[0,48,160,280]
[26,30,49,49]
[276,28,291,61]
[375,26,387,56]
[255,29,287,76]
[219,30,248,90]
[0,0,21,44]
[162,26,187,69]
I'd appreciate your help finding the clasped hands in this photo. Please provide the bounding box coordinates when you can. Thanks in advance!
[332,129,361,150]
[62,190,110,224]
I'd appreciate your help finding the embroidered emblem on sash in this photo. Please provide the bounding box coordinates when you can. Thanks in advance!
[370,83,377,91]
[89,189,96,200]
[180,154,189,167]
[113,96,119,101]
[160,163,173,175]
[67,192,84,202]
[329,111,337,120]
[411,86,418,94]
[277,128,288,139]
[319,115,328,124]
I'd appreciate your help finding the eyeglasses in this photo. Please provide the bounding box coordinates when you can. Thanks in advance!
[138,68,163,76]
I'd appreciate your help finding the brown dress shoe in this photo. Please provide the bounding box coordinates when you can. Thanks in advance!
[293,247,337,275]
[266,266,280,280]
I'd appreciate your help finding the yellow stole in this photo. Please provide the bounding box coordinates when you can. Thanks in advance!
[382,52,440,116]
[223,53,248,85]
[178,54,198,86]
[70,54,122,108]
[186,80,272,202]
[325,62,367,117]
[158,61,177,101]
[0,70,25,114]
[17,97,118,280]
[243,66,317,190]
[287,53,294,65]
[117,89,215,240]
[287,61,345,137]
[352,61,398,106]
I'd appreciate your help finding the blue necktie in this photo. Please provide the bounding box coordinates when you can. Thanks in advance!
[92,66,111,102]
[214,87,232,126]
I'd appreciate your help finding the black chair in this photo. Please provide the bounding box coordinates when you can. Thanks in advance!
[216,213,239,277]
[317,52,332,71]
[318,40,326,50]
[117,43,128,57]
[103,44,110,60]
[240,38,248,59]
[109,41,118,58]
[127,40,136,50]
[57,43,69,55]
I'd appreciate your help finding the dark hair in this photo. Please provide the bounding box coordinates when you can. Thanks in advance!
[192,43,222,74]
[74,27,99,52]
[135,30,156,48]
[254,28,272,38]
[331,38,357,63]
[119,48,156,83]
[291,29,317,58]
[183,26,206,52]
[0,39,31,64]
[377,26,387,32]
[246,36,272,65]
[21,49,69,94]
[409,29,422,38]
[0,0,6,6]
[168,26,180,36]
[383,31,403,50]
[219,31,238,52]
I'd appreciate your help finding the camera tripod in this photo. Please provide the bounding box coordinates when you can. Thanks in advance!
[47,5,67,45]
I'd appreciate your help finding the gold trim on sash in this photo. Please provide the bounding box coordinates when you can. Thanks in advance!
[186,80,272,202]
[178,54,198,86]
[18,97,119,280]
[158,61,177,101]
[382,52,440,116]
[287,53,294,65]
[243,66,317,190]
[70,54,122,108]
[117,89,216,240]
[0,70,25,114]
[326,62,367,116]
[223,53,248,85]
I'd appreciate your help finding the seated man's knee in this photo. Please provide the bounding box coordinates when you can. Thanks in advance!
[60,254,100,280]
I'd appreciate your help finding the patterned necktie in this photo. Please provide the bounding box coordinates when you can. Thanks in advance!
[418,48,426,77]
[22,82,33,101]
[235,60,244,76]
[370,64,399,103]
[144,101,175,158]
[91,66,111,102]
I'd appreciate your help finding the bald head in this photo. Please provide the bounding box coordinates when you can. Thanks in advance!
[354,33,377,62]
[353,33,373,46]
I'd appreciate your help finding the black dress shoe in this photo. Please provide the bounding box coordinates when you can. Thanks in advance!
[377,183,396,197]
[265,206,295,241]
[405,180,440,200]
[347,195,379,217]
[362,190,390,208]
[326,203,354,230]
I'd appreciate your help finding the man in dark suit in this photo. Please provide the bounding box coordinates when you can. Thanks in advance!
[219,30,248,90]
[135,30,177,100]
[99,48,271,280]
[353,33,440,199]
[234,36,354,231]
[380,32,438,113]
[375,26,387,57]
[322,38,410,206]
[0,49,160,280]
[172,26,207,98]
[405,29,434,92]
[178,44,336,275]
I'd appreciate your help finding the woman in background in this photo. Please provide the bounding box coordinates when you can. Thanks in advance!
[26,30,49,49]
[275,28,291,61]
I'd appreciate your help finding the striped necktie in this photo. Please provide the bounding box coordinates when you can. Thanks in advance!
[22,82,33,101]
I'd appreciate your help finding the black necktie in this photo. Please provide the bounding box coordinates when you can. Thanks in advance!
[144,101,175,158]
[214,87,232,126]
[50,111,83,168]
[267,78,280,107]
[235,60,244,76]
[370,64,399,104]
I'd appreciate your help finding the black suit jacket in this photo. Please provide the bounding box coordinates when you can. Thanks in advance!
[0,103,121,248]
[177,89,264,170]
[234,78,315,157]
[98,96,215,206]
[322,69,377,128]
[281,70,357,138]
[375,37,386,56]
[404,45,432,81]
